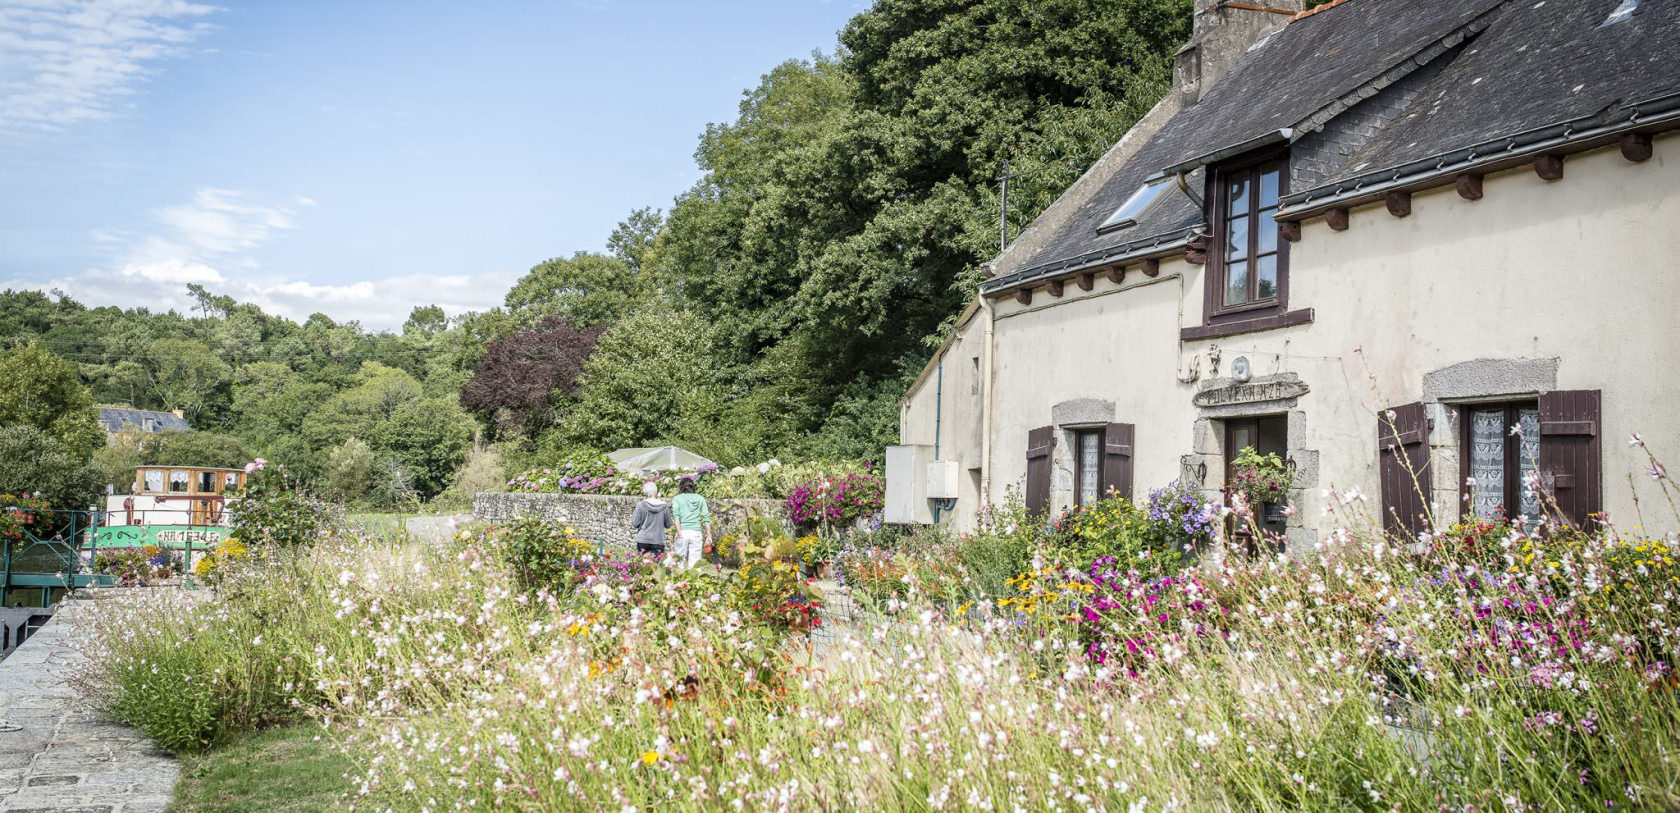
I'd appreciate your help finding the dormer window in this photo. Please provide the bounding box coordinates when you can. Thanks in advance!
[1211,152,1288,313]
[1098,178,1169,233]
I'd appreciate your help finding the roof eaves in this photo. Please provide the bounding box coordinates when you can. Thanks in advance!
[1147,129,1293,182]
[902,297,983,406]
[1279,90,1680,218]
[978,227,1203,296]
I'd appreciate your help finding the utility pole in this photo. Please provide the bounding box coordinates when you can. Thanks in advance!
[997,156,1011,253]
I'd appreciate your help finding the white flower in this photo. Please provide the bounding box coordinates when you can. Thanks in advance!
[757,463,771,474]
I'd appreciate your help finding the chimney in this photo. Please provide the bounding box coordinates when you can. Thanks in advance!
[1174,0,1306,104]
[171,409,185,420]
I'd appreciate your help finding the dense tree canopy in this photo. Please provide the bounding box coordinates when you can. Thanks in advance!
[459,316,605,440]
[0,0,1195,504]
[640,0,1189,459]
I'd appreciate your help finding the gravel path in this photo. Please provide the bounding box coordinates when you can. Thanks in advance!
[0,597,176,813]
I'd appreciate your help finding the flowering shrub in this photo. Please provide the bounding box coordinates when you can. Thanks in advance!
[192,537,248,584]
[1143,479,1222,551]
[94,548,165,586]
[1077,561,1230,674]
[78,447,1680,812]
[494,517,597,594]
[227,462,338,550]
[1229,446,1293,504]
[507,453,686,496]
[730,558,822,635]
[783,470,885,526]
[0,494,50,540]
[1050,495,1182,574]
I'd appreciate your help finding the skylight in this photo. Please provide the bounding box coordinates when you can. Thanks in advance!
[1602,0,1640,26]
[1098,178,1170,232]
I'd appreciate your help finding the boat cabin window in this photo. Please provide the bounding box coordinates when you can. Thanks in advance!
[169,470,190,493]
[143,469,164,493]
[197,471,217,493]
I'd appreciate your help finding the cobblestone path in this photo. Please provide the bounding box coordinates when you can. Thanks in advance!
[0,598,176,812]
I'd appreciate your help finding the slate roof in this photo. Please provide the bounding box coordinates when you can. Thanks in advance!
[98,407,190,434]
[989,0,1680,292]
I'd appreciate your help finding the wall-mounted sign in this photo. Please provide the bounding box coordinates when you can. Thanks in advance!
[1192,376,1310,408]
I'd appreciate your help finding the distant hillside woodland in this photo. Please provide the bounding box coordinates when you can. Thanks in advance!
[0,0,1191,508]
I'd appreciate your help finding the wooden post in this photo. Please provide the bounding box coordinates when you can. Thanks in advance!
[1105,267,1125,285]
[1325,207,1350,231]
[1046,279,1064,297]
[1014,288,1032,306]
[1075,272,1094,291]
[1141,258,1160,277]
[1279,220,1302,242]
[1534,154,1564,181]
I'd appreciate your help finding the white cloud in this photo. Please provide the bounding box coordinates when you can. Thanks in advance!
[0,0,217,135]
[9,187,514,330]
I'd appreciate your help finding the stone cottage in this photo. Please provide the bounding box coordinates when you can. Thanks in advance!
[891,0,1680,549]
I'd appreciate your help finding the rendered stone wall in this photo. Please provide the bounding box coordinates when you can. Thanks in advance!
[473,492,785,550]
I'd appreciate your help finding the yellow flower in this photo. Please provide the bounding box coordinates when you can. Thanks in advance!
[640,750,660,765]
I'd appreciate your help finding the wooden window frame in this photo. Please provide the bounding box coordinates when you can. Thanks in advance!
[1204,150,1291,326]
[1457,401,1539,523]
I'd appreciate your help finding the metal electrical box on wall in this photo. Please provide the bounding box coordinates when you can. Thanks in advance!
[884,445,934,524]
[925,460,961,500]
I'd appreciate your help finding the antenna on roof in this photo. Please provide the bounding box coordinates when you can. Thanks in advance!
[997,155,1012,253]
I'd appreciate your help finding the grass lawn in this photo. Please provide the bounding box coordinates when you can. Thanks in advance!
[344,512,405,535]
[169,724,354,813]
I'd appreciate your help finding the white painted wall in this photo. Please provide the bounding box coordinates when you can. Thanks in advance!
[902,134,1680,539]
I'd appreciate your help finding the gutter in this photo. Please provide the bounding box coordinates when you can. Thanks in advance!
[977,227,1201,296]
[1280,91,1680,219]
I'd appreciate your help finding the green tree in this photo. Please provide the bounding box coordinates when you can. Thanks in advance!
[322,437,376,504]
[551,307,725,454]
[503,252,648,328]
[650,0,1189,457]
[0,344,103,459]
[0,426,101,508]
[377,397,475,499]
[300,363,424,452]
[146,337,233,422]
[138,431,252,469]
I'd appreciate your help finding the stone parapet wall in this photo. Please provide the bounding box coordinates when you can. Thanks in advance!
[473,492,785,549]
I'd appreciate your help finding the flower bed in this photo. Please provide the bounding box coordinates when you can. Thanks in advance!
[77,467,1680,811]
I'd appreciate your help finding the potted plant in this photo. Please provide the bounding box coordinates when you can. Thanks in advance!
[1230,447,1294,523]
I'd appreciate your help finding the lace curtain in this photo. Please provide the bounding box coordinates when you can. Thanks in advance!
[1079,432,1101,505]
[1468,407,1540,523]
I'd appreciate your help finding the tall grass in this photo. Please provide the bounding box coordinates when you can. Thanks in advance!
[78,475,1680,810]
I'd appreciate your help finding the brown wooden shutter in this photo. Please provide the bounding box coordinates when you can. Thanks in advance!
[1025,426,1055,517]
[1539,390,1601,529]
[1377,402,1431,537]
[1101,422,1135,500]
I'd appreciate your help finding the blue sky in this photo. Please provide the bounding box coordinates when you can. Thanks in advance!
[0,0,863,329]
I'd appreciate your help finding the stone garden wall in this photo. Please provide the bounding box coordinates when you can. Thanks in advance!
[473,492,786,549]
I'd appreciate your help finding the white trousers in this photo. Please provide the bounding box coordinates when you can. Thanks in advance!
[673,530,704,569]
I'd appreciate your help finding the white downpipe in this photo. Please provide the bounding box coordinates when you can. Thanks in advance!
[979,295,996,509]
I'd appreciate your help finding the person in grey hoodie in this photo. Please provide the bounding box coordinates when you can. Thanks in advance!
[630,481,674,558]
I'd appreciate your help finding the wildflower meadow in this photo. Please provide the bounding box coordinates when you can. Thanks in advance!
[75,451,1680,812]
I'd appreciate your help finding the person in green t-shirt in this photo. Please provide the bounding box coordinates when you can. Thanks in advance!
[671,476,711,569]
